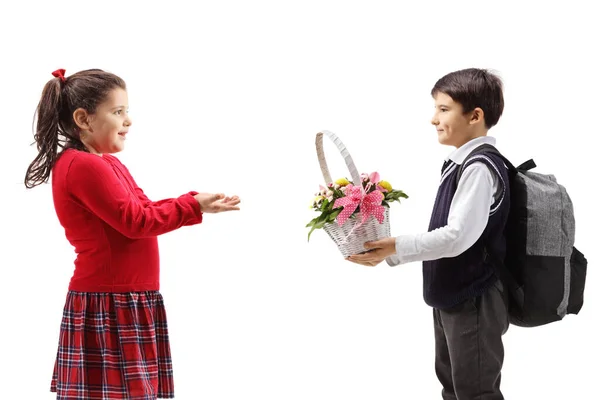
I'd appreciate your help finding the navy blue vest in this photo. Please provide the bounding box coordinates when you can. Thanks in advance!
[423,151,510,309]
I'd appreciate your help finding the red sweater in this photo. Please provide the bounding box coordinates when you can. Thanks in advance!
[52,149,203,292]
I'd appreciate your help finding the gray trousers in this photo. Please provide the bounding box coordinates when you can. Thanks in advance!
[433,279,509,400]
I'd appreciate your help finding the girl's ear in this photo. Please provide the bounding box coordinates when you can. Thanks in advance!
[73,108,93,131]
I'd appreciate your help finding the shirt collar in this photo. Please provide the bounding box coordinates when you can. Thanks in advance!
[446,136,496,165]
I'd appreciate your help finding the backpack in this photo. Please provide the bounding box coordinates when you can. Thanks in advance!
[457,144,587,328]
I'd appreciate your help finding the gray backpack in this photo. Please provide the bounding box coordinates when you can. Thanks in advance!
[458,144,587,327]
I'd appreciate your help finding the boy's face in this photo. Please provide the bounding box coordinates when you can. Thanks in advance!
[431,92,481,148]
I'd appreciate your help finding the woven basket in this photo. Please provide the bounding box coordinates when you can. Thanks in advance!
[315,130,391,258]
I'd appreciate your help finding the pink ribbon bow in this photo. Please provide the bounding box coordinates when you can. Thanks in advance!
[333,184,386,226]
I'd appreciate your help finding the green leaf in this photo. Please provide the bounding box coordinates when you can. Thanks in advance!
[307,213,329,241]
[318,212,330,223]
[395,190,409,199]
[327,201,337,212]
[307,202,345,241]
[305,216,319,228]
[327,210,340,222]
[307,224,318,241]
[383,189,409,203]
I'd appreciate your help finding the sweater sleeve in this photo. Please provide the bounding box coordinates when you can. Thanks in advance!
[133,188,202,226]
[108,155,203,226]
[66,153,203,238]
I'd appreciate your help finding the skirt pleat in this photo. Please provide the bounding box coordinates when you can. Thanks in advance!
[50,291,174,399]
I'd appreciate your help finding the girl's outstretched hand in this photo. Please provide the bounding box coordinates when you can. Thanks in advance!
[194,193,241,213]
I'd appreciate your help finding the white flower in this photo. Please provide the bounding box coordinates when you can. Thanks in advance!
[312,195,325,207]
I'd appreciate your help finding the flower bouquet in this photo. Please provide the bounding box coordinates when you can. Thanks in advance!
[309,130,408,257]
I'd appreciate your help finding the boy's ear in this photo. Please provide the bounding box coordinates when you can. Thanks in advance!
[470,107,485,125]
[73,108,93,131]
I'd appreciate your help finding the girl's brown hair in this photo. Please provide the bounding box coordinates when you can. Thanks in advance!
[25,69,126,188]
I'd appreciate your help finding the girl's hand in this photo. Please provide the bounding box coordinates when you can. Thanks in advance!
[194,193,241,213]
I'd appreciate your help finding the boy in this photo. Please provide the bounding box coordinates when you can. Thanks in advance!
[349,68,510,399]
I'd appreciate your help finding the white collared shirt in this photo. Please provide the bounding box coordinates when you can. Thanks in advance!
[386,136,501,266]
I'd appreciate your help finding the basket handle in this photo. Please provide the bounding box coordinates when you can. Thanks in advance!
[315,130,362,191]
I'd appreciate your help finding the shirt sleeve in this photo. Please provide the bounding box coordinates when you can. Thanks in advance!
[385,162,498,266]
[66,153,203,239]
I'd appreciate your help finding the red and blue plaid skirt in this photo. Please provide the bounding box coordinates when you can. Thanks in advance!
[50,291,175,399]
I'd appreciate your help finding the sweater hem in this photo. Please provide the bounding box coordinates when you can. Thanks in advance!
[424,274,498,310]
[68,281,160,293]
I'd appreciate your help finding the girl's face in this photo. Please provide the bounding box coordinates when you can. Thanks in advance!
[76,88,132,155]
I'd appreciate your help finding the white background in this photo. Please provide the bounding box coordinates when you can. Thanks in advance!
[1,1,598,399]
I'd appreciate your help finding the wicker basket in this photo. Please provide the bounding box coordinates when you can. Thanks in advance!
[315,130,391,258]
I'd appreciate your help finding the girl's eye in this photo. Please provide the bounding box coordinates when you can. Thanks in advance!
[115,110,122,115]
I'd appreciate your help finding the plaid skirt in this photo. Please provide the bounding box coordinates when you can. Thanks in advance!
[50,291,174,399]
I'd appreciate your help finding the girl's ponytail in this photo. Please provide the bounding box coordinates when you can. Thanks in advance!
[25,78,63,188]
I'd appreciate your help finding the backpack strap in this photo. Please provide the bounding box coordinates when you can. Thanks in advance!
[456,143,536,185]
[516,158,536,171]
[456,144,508,185]
[455,143,527,308]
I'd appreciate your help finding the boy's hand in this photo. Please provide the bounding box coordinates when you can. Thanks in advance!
[346,237,396,266]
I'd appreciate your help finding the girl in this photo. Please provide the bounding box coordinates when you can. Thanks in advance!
[25,68,241,399]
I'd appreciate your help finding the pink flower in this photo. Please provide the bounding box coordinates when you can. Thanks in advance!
[318,185,330,196]
[369,171,381,184]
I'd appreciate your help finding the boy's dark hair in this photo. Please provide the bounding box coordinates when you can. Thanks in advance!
[25,69,126,189]
[431,68,504,129]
